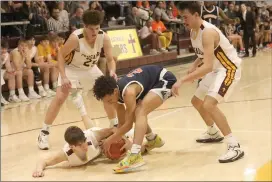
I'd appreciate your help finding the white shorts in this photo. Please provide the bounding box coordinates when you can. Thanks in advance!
[1,69,6,86]
[194,68,241,103]
[58,65,103,92]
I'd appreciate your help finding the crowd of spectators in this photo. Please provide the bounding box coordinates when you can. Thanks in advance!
[1,1,272,106]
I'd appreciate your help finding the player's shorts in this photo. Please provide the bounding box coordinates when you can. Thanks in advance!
[1,69,6,86]
[150,68,177,102]
[58,65,103,92]
[194,68,241,103]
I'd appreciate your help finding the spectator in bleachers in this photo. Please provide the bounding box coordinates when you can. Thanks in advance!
[234,4,240,15]
[70,7,84,32]
[202,1,236,28]
[153,1,181,24]
[10,39,41,101]
[26,36,48,97]
[37,36,58,94]
[240,3,257,57]
[255,16,265,48]
[259,6,270,22]
[1,41,20,104]
[152,15,172,52]
[58,1,69,32]
[132,7,150,29]
[263,20,271,46]
[138,19,161,55]
[34,1,50,20]
[137,1,150,9]
[89,1,103,11]
[47,5,66,34]
[226,3,238,19]
[225,24,245,56]
[1,1,13,13]
[168,1,178,19]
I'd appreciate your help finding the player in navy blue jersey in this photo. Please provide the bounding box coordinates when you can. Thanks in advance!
[93,65,177,173]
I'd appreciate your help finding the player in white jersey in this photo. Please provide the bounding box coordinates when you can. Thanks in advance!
[172,2,244,163]
[37,10,118,150]
[32,95,147,178]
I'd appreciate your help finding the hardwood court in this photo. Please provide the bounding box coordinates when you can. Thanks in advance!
[1,51,271,181]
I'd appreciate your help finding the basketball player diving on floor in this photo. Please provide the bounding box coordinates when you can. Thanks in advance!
[32,95,148,178]
[172,2,244,163]
[37,10,118,150]
[93,65,177,173]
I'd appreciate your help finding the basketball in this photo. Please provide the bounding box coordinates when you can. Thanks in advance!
[105,138,126,160]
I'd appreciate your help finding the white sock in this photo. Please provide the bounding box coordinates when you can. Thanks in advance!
[9,90,15,96]
[131,144,141,154]
[109,117,118,127]
[225,133,238,146]
[72,94,87,116]
[52,82,57,89]
[207,123,218,134]
[44,84,49,90]
[18,88,25,95]
[146,132,156,141]
[42,123,51,133]
[29,86,34,92]
[38,85,44,92]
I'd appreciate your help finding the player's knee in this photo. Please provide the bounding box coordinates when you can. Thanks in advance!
[191,96,202,109]
[15,70,23,77]
[135,105,147,116]
[27,69,34,77]
[202,100,216,112]
[55,91,68,104]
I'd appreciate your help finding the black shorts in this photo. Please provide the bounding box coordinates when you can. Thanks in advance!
[150,68,177,101]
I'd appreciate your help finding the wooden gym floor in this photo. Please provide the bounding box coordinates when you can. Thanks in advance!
[1,51,271,181]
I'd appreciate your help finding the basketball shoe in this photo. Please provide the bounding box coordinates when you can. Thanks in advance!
[113,150,145,173]
[196,131,224,143]
[218,143,244,163]
[38,130,49,150]
[144,134,165,151]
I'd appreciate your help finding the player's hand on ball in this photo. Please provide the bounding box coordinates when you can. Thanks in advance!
[32,169,44,178]
[102,136,114,154]
[61,77,72,91]
[171,81,181,97]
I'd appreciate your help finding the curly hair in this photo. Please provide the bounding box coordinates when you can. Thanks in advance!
[64,126,86,146]
[83,10,104,26]
[93,76,117,101]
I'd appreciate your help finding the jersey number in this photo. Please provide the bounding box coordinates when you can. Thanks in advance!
[126,68,143,77]
[83,60,95,67]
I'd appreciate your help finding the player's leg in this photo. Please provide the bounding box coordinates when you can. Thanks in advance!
[90,65,118,127]
[38,87,70,150]
[193,72,224,143]
[114,92,163,173]
[203,69,244,163]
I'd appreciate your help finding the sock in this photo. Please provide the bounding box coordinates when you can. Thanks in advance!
[225,133,238,146]
[146,132,156,141]
[29,86,34,92]
[38,85,44,92]
[52,82,58,89]
[44,84,49,90]
[9,90,15,96]
[131,144,141,154]
[18,88,25,95]
[109,117,118,127]
[72,93,87,116]
[207,123,218,134]
[41,123,51,134]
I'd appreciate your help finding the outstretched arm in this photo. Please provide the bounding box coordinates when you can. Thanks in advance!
[32,151,68,178]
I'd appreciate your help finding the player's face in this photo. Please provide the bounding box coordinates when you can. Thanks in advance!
[71,141,88,153]
[85,25,100,41]
[27,38,35,47]
[103,89,119,105]
[179,9,198,29]
[18,42,28,52]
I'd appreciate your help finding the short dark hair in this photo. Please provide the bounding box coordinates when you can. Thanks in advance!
[177,2,201,16]
[25,36,35,41]
[64,126,86,146]
[1,41,9,49]
[93,76,117,101]
[18,38,27,45]
[83,10,104,25]
[40,35,49,42]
